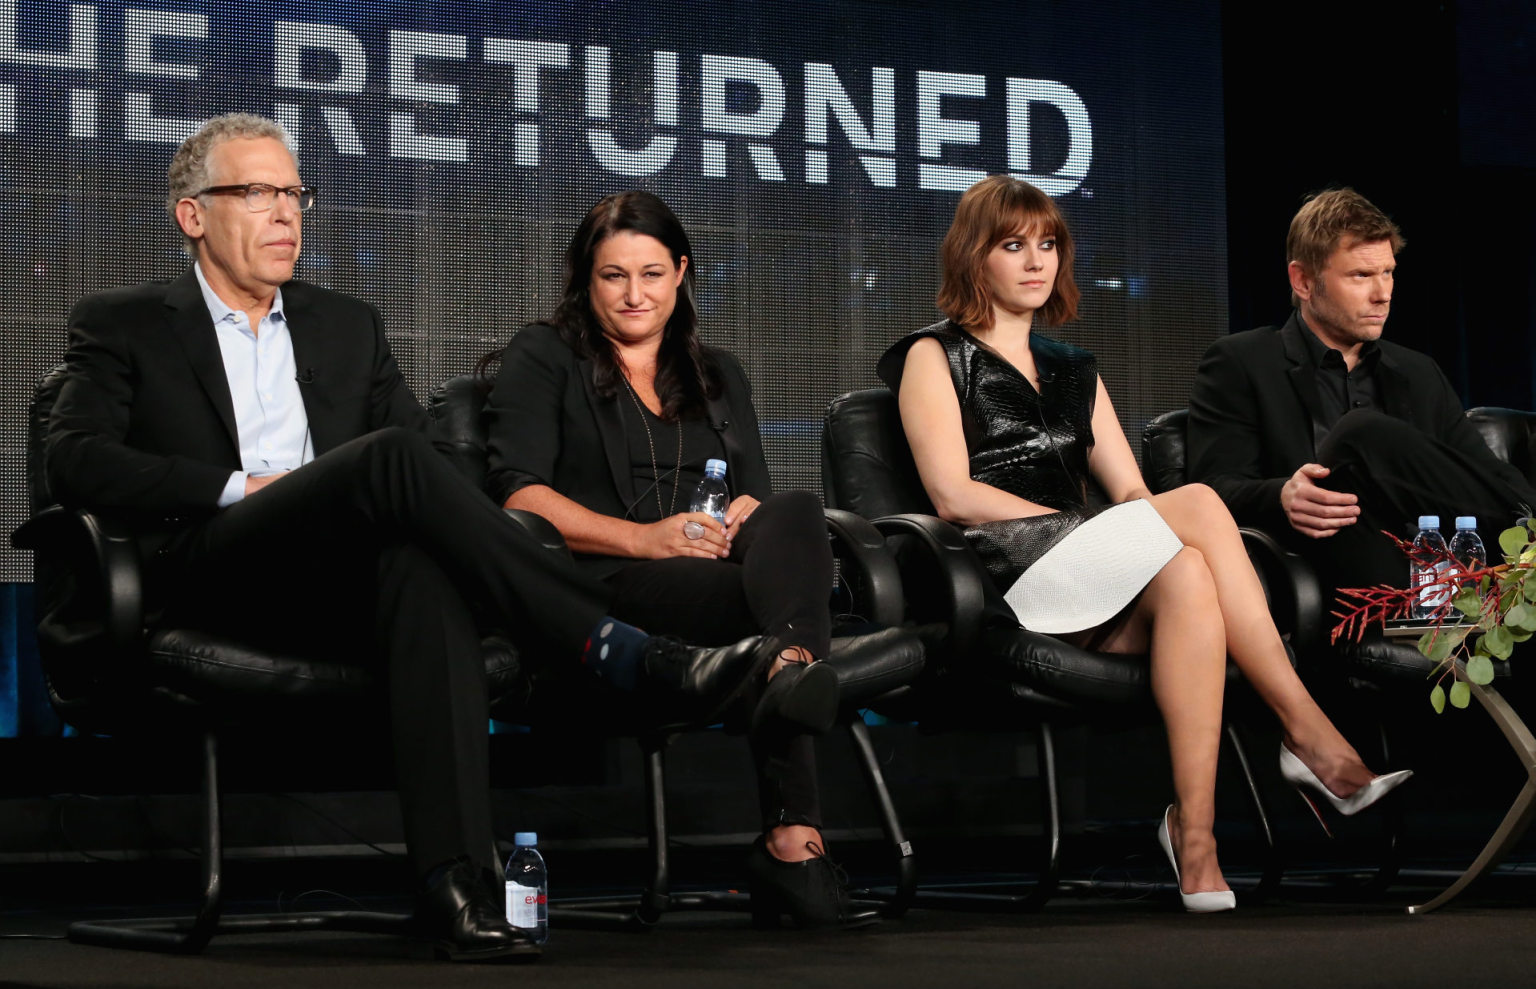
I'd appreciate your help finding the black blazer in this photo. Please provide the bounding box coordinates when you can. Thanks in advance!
[1186,311,1524,534]
[483,323,772,572]
[46,270,429,552]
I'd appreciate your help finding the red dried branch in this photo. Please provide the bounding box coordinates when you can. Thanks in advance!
[1329,530,1506,645]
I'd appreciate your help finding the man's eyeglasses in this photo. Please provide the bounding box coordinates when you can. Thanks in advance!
[196,183,316,213]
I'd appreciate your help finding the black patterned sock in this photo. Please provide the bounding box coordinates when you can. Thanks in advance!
[579,616,649,691]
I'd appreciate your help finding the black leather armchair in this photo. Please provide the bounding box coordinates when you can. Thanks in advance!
[10,369,530,954]
[428,374,928,925]
[1142,406,1536,914]
[822,388,1280,909]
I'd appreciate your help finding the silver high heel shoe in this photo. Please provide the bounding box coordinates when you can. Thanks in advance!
[1279,745,1413,835]
[1156,805,1236,913]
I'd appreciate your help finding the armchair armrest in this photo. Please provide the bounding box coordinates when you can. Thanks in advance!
[1239,526,1325,652]
[870,512,989,659]
[13,505,144,653]
[823,507,905,628]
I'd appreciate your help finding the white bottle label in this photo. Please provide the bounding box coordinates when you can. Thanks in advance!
[506,881,541,928]
[1417,561,1455,609]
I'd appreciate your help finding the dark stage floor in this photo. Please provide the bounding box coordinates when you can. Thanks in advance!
[6,866,1536,989]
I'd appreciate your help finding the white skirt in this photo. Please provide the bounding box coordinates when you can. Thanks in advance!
[1001,499,1183,634]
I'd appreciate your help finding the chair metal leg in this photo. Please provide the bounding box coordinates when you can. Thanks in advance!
[550,734,672,929]
[638,736,672,923]
[68,731,225,953]
[67,732,416,953]
[1223,722,1283,901]
[909,721,1061,911]
[1361,719,1405,896]
[845,717,916,917]
[1407,681,1536,914]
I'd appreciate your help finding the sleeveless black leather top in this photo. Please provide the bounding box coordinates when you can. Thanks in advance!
[877,320,1098,512]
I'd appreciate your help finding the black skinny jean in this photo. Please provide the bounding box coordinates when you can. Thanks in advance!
[603,490,833,831]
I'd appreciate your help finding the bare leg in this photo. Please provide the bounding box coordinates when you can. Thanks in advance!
[767,824,825,862]
[1092,547,1230,894]
[1145,484,1375,797]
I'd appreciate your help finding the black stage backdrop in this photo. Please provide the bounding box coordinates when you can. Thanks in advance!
[0,0,1229,587]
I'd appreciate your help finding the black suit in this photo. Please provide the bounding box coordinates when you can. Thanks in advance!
[1188,312,1534,587]
[47,271,609,876]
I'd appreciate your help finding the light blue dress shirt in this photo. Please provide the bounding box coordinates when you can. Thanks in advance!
[194,264,314,507]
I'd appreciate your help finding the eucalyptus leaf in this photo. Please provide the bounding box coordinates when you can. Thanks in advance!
[1467,655,1497,685]
[1450,681,1472,709]
[1507,603,1531,627]
[1485,624,1515,660]
[1511,627,1534,643]
[1502,526,1531,557]
[1430,684,1446,714]
[1523,577,1536,603]
[1419,630,1455,663]
[1455,587,1483,618]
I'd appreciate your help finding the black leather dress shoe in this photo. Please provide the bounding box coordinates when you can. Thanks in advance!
[414,858,541,962]
[642,634,779,722]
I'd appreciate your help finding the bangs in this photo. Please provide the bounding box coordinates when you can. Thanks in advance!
[987,190,1064,249]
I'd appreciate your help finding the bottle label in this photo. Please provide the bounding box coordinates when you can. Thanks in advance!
[505,881,545,928]
[1416,561,1455,610]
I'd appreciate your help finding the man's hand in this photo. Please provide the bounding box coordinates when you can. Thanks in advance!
[244,471,289,496]
[1280,463,1359,538]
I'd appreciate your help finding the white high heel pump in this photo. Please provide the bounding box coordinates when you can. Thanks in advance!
[1156,805,1236,913]
[1279,745,1413,835]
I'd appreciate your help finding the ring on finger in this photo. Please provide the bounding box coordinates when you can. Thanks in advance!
[683,520,705,540]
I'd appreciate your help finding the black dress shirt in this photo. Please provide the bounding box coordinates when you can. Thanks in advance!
[1296,316,1382,442]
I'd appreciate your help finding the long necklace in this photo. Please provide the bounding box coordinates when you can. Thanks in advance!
[621,374,684,518]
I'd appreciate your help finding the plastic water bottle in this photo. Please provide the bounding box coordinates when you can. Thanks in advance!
[690,458,730,525]
[1410,515,1451,620]
[1449,516,1486,572]
[504,832,548,945]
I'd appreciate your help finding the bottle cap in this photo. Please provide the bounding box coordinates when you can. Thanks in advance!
[704,458,727,476]
[1455,516,1477,529]
[1418,515,1440,530]
[514,832,537,846]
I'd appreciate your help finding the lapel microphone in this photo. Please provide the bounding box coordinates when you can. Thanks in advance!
[296,368,316,384]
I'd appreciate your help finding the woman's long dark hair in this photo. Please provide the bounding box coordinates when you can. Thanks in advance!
[554,191,721,421]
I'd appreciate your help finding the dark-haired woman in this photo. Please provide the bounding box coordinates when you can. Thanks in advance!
[484,191,855,928]
[881,174,1410,912]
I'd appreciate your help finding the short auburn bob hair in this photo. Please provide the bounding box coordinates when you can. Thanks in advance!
[937,174,1079,330]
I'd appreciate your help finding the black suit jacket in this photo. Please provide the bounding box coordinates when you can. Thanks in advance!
[1186,311,1523,534]
[46,270,428,553]
[483,323,772,576]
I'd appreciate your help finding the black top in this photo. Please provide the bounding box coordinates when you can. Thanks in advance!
[877,319,1099,512]
[1295,314,1382,441]
[618,397,723,523]
[484,322,773,578]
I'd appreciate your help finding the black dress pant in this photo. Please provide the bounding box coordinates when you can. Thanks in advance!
[154,428,610,878]
[603,491,832,830]
[1314,409,1536,590]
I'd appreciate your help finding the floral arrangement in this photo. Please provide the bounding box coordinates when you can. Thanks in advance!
[1332,523,1536,712]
